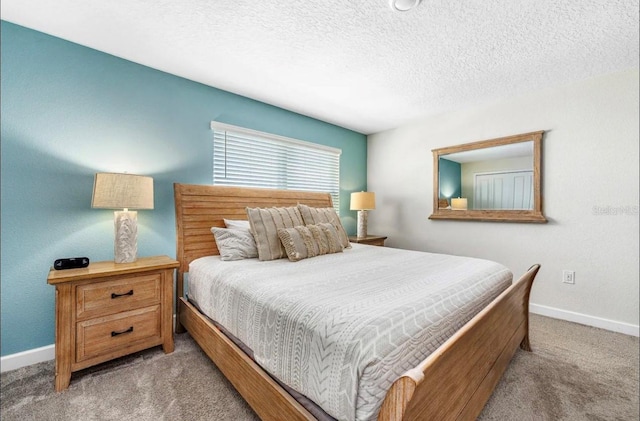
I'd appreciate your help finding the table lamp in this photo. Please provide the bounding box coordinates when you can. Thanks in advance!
[350,191,376,238]
[91,173,154,263]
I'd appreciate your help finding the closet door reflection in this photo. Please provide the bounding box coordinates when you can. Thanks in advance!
[474,170,533,210]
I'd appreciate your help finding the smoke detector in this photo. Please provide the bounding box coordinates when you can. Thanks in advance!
[389,0,422,12]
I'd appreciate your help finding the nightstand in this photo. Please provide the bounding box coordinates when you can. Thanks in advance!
[47,255,179,391]
[348,235,387,247]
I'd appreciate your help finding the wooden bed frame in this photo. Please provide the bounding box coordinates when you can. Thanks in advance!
[173,183,540,421]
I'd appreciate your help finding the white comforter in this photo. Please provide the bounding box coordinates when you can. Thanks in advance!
[188,244,512,421]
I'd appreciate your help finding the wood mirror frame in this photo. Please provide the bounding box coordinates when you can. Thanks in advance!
[429,130,547,223]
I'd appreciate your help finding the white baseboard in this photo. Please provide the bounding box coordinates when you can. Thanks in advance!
[1,344,55,373]
[530,303,640,337]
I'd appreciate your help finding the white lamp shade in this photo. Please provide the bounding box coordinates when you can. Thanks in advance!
[350,192,376,210]
[92,173,154,209]
[451,197,468,210]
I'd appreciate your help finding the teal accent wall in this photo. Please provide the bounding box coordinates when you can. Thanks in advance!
[0,21,367,356]
[438,158,462,200]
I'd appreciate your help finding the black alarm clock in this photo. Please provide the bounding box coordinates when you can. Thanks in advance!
[53,257,90,270]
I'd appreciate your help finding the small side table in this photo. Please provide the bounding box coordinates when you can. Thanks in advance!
[349,235,387,247]
[47,255,179,391]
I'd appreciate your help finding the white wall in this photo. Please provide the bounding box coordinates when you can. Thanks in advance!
[367,69,639,334]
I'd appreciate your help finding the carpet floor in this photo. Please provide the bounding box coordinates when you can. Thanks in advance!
[1,314,638,420]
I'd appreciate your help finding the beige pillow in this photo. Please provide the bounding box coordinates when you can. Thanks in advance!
[277,223,344,262]
[246,206,304,261]
[297,204,351,249]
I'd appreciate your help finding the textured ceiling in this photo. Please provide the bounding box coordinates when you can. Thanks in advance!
[2,0,638,134]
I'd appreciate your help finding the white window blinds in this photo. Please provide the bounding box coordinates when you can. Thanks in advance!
[211,122,341,210]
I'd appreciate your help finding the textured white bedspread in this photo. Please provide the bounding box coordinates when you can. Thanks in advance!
[188,244,512,421]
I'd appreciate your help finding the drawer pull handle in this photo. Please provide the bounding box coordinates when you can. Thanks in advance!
[111,290,134,299]
[111,327,134,337]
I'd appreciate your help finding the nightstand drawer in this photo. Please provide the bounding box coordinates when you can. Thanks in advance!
[76,273,161,320]
[76,305,161,362]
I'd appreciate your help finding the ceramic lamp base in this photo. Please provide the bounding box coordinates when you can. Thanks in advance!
[356,210,369,238]
[114,210,138,263]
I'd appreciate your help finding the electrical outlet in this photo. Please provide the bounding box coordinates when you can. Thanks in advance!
[562,270,575,284]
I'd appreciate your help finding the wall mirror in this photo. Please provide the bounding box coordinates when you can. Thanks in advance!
[429,131,547,223]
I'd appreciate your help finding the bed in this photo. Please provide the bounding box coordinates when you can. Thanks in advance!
[173,183,540,421]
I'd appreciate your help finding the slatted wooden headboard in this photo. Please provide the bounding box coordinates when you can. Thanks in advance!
[173,183,333,295]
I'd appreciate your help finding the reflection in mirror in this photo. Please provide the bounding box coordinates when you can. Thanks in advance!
[439,142,534,210]
[430,131,546,223]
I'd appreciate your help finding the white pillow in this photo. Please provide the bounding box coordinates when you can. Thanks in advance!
[211,227,258,261]
[223,219,251,231]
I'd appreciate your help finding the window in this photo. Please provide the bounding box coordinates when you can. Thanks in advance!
[211,122,341,210]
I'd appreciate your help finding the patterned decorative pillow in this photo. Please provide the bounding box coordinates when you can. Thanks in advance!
[297,204,351,249]
[246,206,304,261]
[210,227,258,261]
[277,223,344,262]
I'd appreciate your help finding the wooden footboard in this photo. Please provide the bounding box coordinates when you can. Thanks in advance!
[180,264,538,421]
[378,264,540,421]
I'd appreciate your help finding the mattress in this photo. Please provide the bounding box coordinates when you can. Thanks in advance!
[188,244,512,421]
